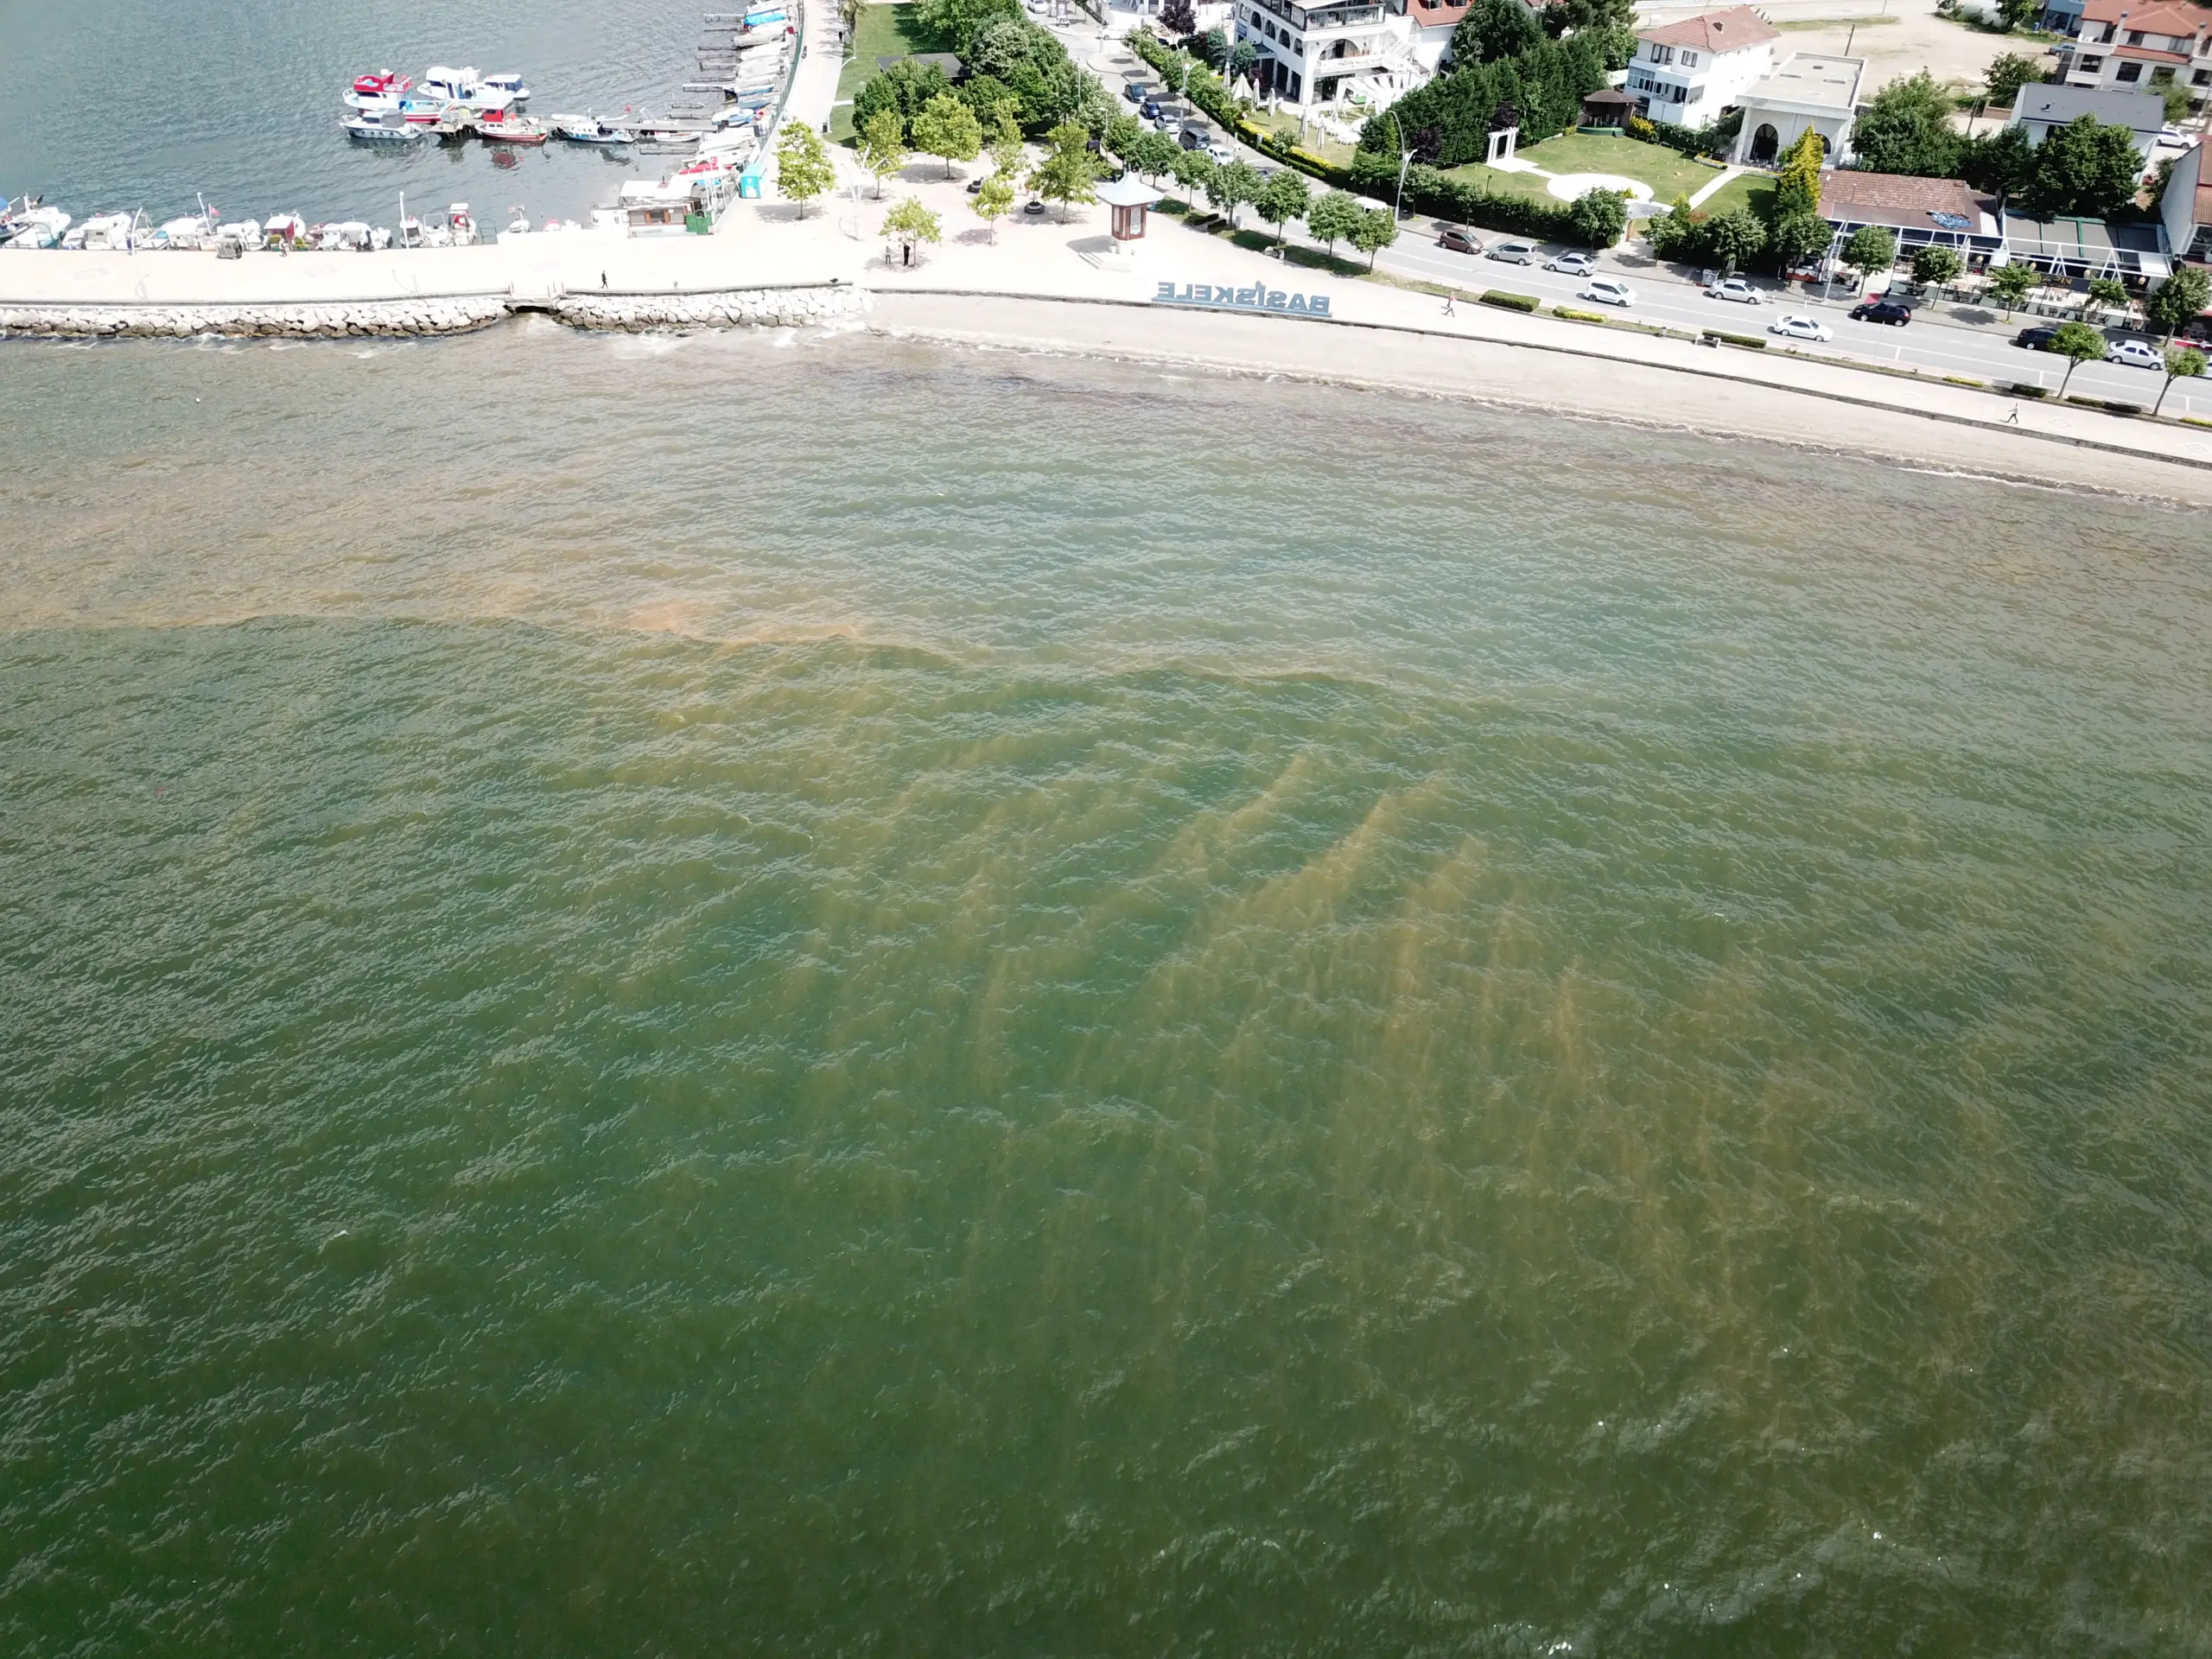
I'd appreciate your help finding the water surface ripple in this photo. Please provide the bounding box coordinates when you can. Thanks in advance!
[2,331,2209,1655]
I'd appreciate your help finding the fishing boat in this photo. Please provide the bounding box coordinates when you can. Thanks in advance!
[446,203,478,245]
[480,73,531,103]
[555,116,634,146]
[475,111,550,144]
[152,215,210,249]
[397,93,464,124]
[343,110,426,143]
[3,207,70,249]
[75,212,136,251]
[351,71,412,99]
[262,211,307,247]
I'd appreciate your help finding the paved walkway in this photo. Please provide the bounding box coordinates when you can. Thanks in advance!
[1687,166,1744,209]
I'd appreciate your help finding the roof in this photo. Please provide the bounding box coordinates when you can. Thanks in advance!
[2076,0,2211,31]
[1096,174,1165,207]
[2010,83,2164,135]
[1819,170,1997,232]
[2002,209,2171,275]
[1584,86,1639,105]
[1739,52,1864,111]
[1637,6,1780,52]
[1404,0,1471,23]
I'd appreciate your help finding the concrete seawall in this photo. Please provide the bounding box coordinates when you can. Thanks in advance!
[0,283,871,339]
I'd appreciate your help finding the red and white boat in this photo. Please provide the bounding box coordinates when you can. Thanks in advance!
[344,70,414,109]
[474,109,549,144]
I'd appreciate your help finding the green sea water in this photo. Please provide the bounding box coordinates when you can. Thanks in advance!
[3,327,2209,1654]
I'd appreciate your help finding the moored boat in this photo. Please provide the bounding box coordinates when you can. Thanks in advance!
[475,111,550,144]
[3,207,72,249]
[555,116,634,146]
[481,73,531,103]
[343,110,426,143]
[417,67,516,113]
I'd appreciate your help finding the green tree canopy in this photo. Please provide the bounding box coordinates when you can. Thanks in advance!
[1959,124,2036,196]
[1027,120,1103,220]
[1997,0,2038,30]
[973,172,1014,241]
[1986,260,2037,317]
[1772,127,1826,219]
[1911,245,1964,288]
[858,109,909,198]
[911,92,983,178]
[1349,204,1399,269]
[1706,206,1767,269]
[851,59,952,143]
[775,122,836,219]
[2145,266,2212,340]
[1983,52,2044,109]
[1848,71,1961,178]
[2027,115,2146,219]
[2047,319,2107,394]
[1770,209,1832,270]
[915,0,1022,54]
[884,195,943,245]
[1307,189,1364,255]
[1255,169,1313,248]
[1451,0,1543,66]
[2156,346,2207,415]
[1842,224,1897,276]
[1569,187,1628,249]
[1205,160,1264,227]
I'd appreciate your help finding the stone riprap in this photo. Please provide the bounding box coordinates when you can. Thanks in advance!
[0,283,869,340]
[551,283,870,331]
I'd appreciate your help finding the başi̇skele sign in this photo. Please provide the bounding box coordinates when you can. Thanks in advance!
[1154,281,1332,318]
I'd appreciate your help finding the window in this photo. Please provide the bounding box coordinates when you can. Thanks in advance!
[2116,59,2141,79]
[2125,28,2142,41]
[1681,49,1698,66]
[2196,67,2212,84]
[2081,54,2104,68]
[1652,43,1673,63]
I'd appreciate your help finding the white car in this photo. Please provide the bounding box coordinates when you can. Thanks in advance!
[1206,141,1233,165]
[1580,278,1636,308]
[1545,250,1594,276]
[1767,313,1833,343]
[1707,276,1763,304]
[2107,339,2162,369]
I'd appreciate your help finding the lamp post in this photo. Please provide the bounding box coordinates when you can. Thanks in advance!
[1394,144,1415,219]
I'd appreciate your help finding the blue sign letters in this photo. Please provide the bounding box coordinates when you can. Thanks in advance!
[1154,281,1332,319]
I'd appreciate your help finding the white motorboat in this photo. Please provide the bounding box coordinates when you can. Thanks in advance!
[417,67,516,113]
[344,110,426,143]
[480,73,531,102]
[152,215,209,249]
[2,206,72,249]
[78,212,136,251]
[262,211,307,247]
[446,202,477,245]
[316,220,376,251]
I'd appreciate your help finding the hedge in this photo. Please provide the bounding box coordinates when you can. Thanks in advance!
[2008,384,2050,398]
[1629,112,1738,160]
[1348,150,1584,244]
[1480,290,1541,311]
[2067,396,2142,416]
[1701,329,1766,349]
[1553,305,1611,322]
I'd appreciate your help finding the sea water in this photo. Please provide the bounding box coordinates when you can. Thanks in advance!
[2,327,2209,1653]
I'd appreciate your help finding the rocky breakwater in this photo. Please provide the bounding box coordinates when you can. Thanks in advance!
[551,283,871,331]
[0,296,512,340]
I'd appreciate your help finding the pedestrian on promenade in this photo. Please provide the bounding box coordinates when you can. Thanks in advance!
[1441,293,1455,317]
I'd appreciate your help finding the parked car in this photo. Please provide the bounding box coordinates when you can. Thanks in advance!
[1122,81,1147,103]
[1141,99,1162,119]
[1437,227,1482,255]
[1767,313,1833,342]
[1707,276,1762,305]
[1580,277,1636,308]
[1205,140,1234,164]
[1850,299,1912,326]
[2013,326,2060,351]
[2107,339,2163,369]
[1488,240,1538,264]
[1544,250,1594,276]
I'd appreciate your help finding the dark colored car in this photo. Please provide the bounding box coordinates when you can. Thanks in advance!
[1122,81,1147,103]
[1851,299,1912,327]
[2013,326,2059,350]
[1437,227,1482,255]
[1141,99,1162,118]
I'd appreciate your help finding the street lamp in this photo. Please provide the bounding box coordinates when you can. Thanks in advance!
[1394,144,1415,220]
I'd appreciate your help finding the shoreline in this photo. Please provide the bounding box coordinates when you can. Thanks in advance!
[866,292,2212,508]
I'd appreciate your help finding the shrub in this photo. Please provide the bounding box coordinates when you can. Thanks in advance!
[1701,329,1766,349]
[2008,384,2050,398]
[1553,305,1611,321]
[2066,396,2141,415]
[1481,289,1541,311]
[1943,374,1985,387]
[1569,187,1629,250]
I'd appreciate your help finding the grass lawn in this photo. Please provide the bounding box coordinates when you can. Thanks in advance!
[1692,175,1775,219]
[1432,162,1560,204]
[1249,112,1357,170]
[831,3,957,142]
[1514,132,1726,199]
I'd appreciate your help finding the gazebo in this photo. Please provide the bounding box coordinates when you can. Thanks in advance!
[1096,174,1164,249]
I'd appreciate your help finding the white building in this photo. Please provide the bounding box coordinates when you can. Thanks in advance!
[1731,52,1866,166]
[1624,7,1779,130]
[1383,0,1469,73]
[1235,0,1417,104]
[2053,0,2212,109]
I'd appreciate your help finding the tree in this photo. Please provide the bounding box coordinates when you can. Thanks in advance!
[1027,120,1101,221]
[776,122,835,219]
[1842,224,1897,280]
[859,109,908,199]
[1350,204,1399,269]
[1770,209,1832,272]
[1134,130,1182,181]
[988,127,1027,185]
[1569,187,1628,249]
[2081,276,2129,322]
[1452,0,1543,66]
[1848,71,1961,178]
[1912,245,1963,289]
[2154,346,2207,416]
[911,92,982,179]
[1160,0,1197,35]
[1987,260,2037,318]
[1255,168,1311,250]
[1959,124,2036,197]
[1773,127,1826,219]
[1705,206,1767,270]
[1206,159,1264,228]
[1307,189,1363,256]
[916,0,1022,54]
[2145,266,2211,342]
[1983,52,2044,109]
[1645,193,1703,262]
[851,58,952,142]
[2164,80,2196,125]
[2048,320,2106,395]
[1997,0,2037,30]
[1169,148,1217,202]
[882,195,943,264]
[2029,115,2145,219]
[974,171,1014,241]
